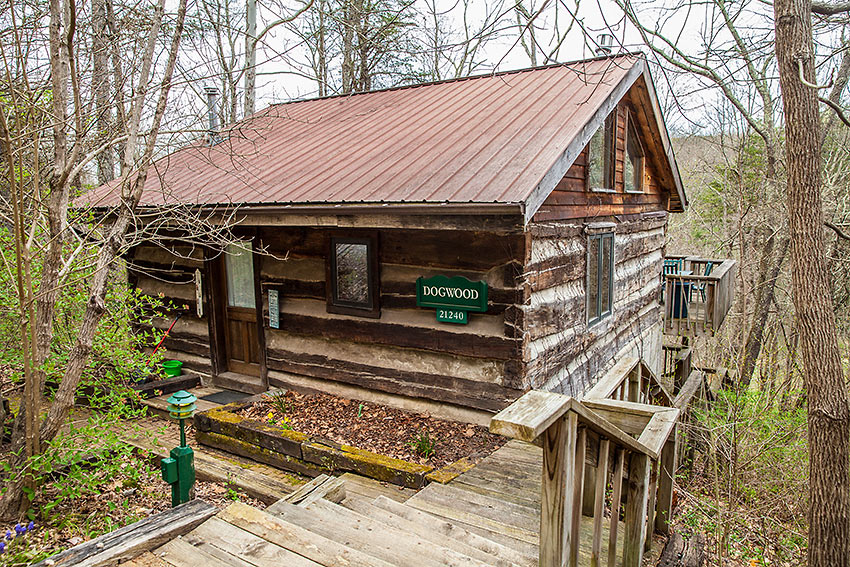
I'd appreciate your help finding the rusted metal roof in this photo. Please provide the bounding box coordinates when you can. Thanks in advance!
[85,54,683,217]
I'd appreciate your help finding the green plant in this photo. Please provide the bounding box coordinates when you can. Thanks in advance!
[408,431,436,459]
[264,391,290,415]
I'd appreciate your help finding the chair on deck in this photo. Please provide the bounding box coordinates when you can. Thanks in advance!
[691,261,714,302]
[660,258,684,304]
[663,258,683,275]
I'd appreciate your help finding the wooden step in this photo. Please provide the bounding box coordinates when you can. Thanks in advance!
[183,516,322,567]
[344,495,536,567]
[269,498,490,567]
[405,482,540,544]
[370,495,538,566]
[279,474,345,507]
[217,501,394,567]
[209,371,266,394]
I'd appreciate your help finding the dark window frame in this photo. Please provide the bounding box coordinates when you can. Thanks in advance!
[624,111,645,193]
[587,232,614,325]
[587,110,618,192]
[326,232,381,318]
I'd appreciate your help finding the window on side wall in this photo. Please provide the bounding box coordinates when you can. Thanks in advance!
[624,113,645,193]
[587,232,614,325]
[327,233,380,318]
[587,111,617,191]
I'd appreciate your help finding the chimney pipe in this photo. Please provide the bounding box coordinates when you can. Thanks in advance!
[595,33,614,57]
[205,86,220,146]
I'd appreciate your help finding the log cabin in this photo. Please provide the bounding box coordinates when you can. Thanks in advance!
[86,53,710,417]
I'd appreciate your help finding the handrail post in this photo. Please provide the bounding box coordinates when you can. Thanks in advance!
[655,431,677,535]
[623,452,650,566]
[540,410,577,567]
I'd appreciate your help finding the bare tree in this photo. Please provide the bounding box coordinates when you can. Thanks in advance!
[0,0,189,517]
[774,0,850,563]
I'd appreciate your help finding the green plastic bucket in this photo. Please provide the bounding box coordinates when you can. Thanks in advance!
[161,359,183,377]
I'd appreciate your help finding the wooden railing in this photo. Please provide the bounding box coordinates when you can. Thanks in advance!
[490,358,691,567]
[663,256,736,337]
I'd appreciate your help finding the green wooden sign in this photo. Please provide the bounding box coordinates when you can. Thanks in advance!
[416,275,488,324]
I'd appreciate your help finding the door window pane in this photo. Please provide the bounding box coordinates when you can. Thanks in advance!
[225,243,256,308]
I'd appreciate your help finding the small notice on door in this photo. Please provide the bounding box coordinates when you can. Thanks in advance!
[268,289,280,329]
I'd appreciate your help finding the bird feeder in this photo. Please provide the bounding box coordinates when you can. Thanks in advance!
[161,390,197,507]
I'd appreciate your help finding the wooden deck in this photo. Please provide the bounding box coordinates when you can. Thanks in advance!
[75,439,660,567]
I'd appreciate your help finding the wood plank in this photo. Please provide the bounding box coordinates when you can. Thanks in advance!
[655,435,677,535]
[637,410,679,457]
[217,501,395,567]
[490,390,572,442]
[570,425,587,567]
[339,472,416,503]
[342,497,533,567]
[608,448,625,567]
[623,452,650,566]
[645,460,658,552]
[591,439,610,567]
[32,500,217,567]
[156,536,253,567]
[304,499,495,567]
[539,412,573,567]
[120,552,170,567]
[370,495,537,567]
[406,483,539,544]
[585,357,639,400]
[185,517,322,567]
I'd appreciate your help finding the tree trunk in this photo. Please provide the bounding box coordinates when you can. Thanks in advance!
[740,232,789,385]
[92,0,113,184]
[244,0,257,116]
[774,1,850,565]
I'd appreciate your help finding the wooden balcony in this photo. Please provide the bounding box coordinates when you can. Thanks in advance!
[662,255,736,337]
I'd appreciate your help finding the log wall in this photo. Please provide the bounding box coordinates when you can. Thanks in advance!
[256,226,526,412]
[520,212,668,396]
[129,244,213,376]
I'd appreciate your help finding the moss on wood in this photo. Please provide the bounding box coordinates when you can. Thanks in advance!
[425,457,476,484]
[302,441,433,489]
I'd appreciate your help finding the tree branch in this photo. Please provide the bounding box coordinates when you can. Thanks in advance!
[826,221,850,240]
[812,1,850,15]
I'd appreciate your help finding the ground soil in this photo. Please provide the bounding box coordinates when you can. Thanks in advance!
[239,390,505,468]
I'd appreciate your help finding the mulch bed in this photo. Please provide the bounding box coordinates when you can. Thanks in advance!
[238,390,505,469]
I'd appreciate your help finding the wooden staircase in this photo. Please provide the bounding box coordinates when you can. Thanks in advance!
[128,478,539,567]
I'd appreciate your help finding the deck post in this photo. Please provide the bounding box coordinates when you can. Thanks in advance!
[623,452,650,566]
[590,438,610,567]
[540,410,577,567]
[570,426,587,567]
[607,447,625,567]
[644,460,658,551]
[655,431,677,534]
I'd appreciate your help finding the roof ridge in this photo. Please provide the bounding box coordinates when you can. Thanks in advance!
[245,51,644,117]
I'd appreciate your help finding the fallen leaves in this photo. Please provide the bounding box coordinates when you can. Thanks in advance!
[239,391,505,468]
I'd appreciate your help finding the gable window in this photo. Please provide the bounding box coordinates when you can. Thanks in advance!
[624,113,645,193]
[587,111,617,191]
[587,232,614,325]
[327,233,380,318]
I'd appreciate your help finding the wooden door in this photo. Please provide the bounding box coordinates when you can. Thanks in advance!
[223,243,260,376]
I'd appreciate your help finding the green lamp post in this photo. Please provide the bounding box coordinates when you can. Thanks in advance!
[160,390,196,507]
